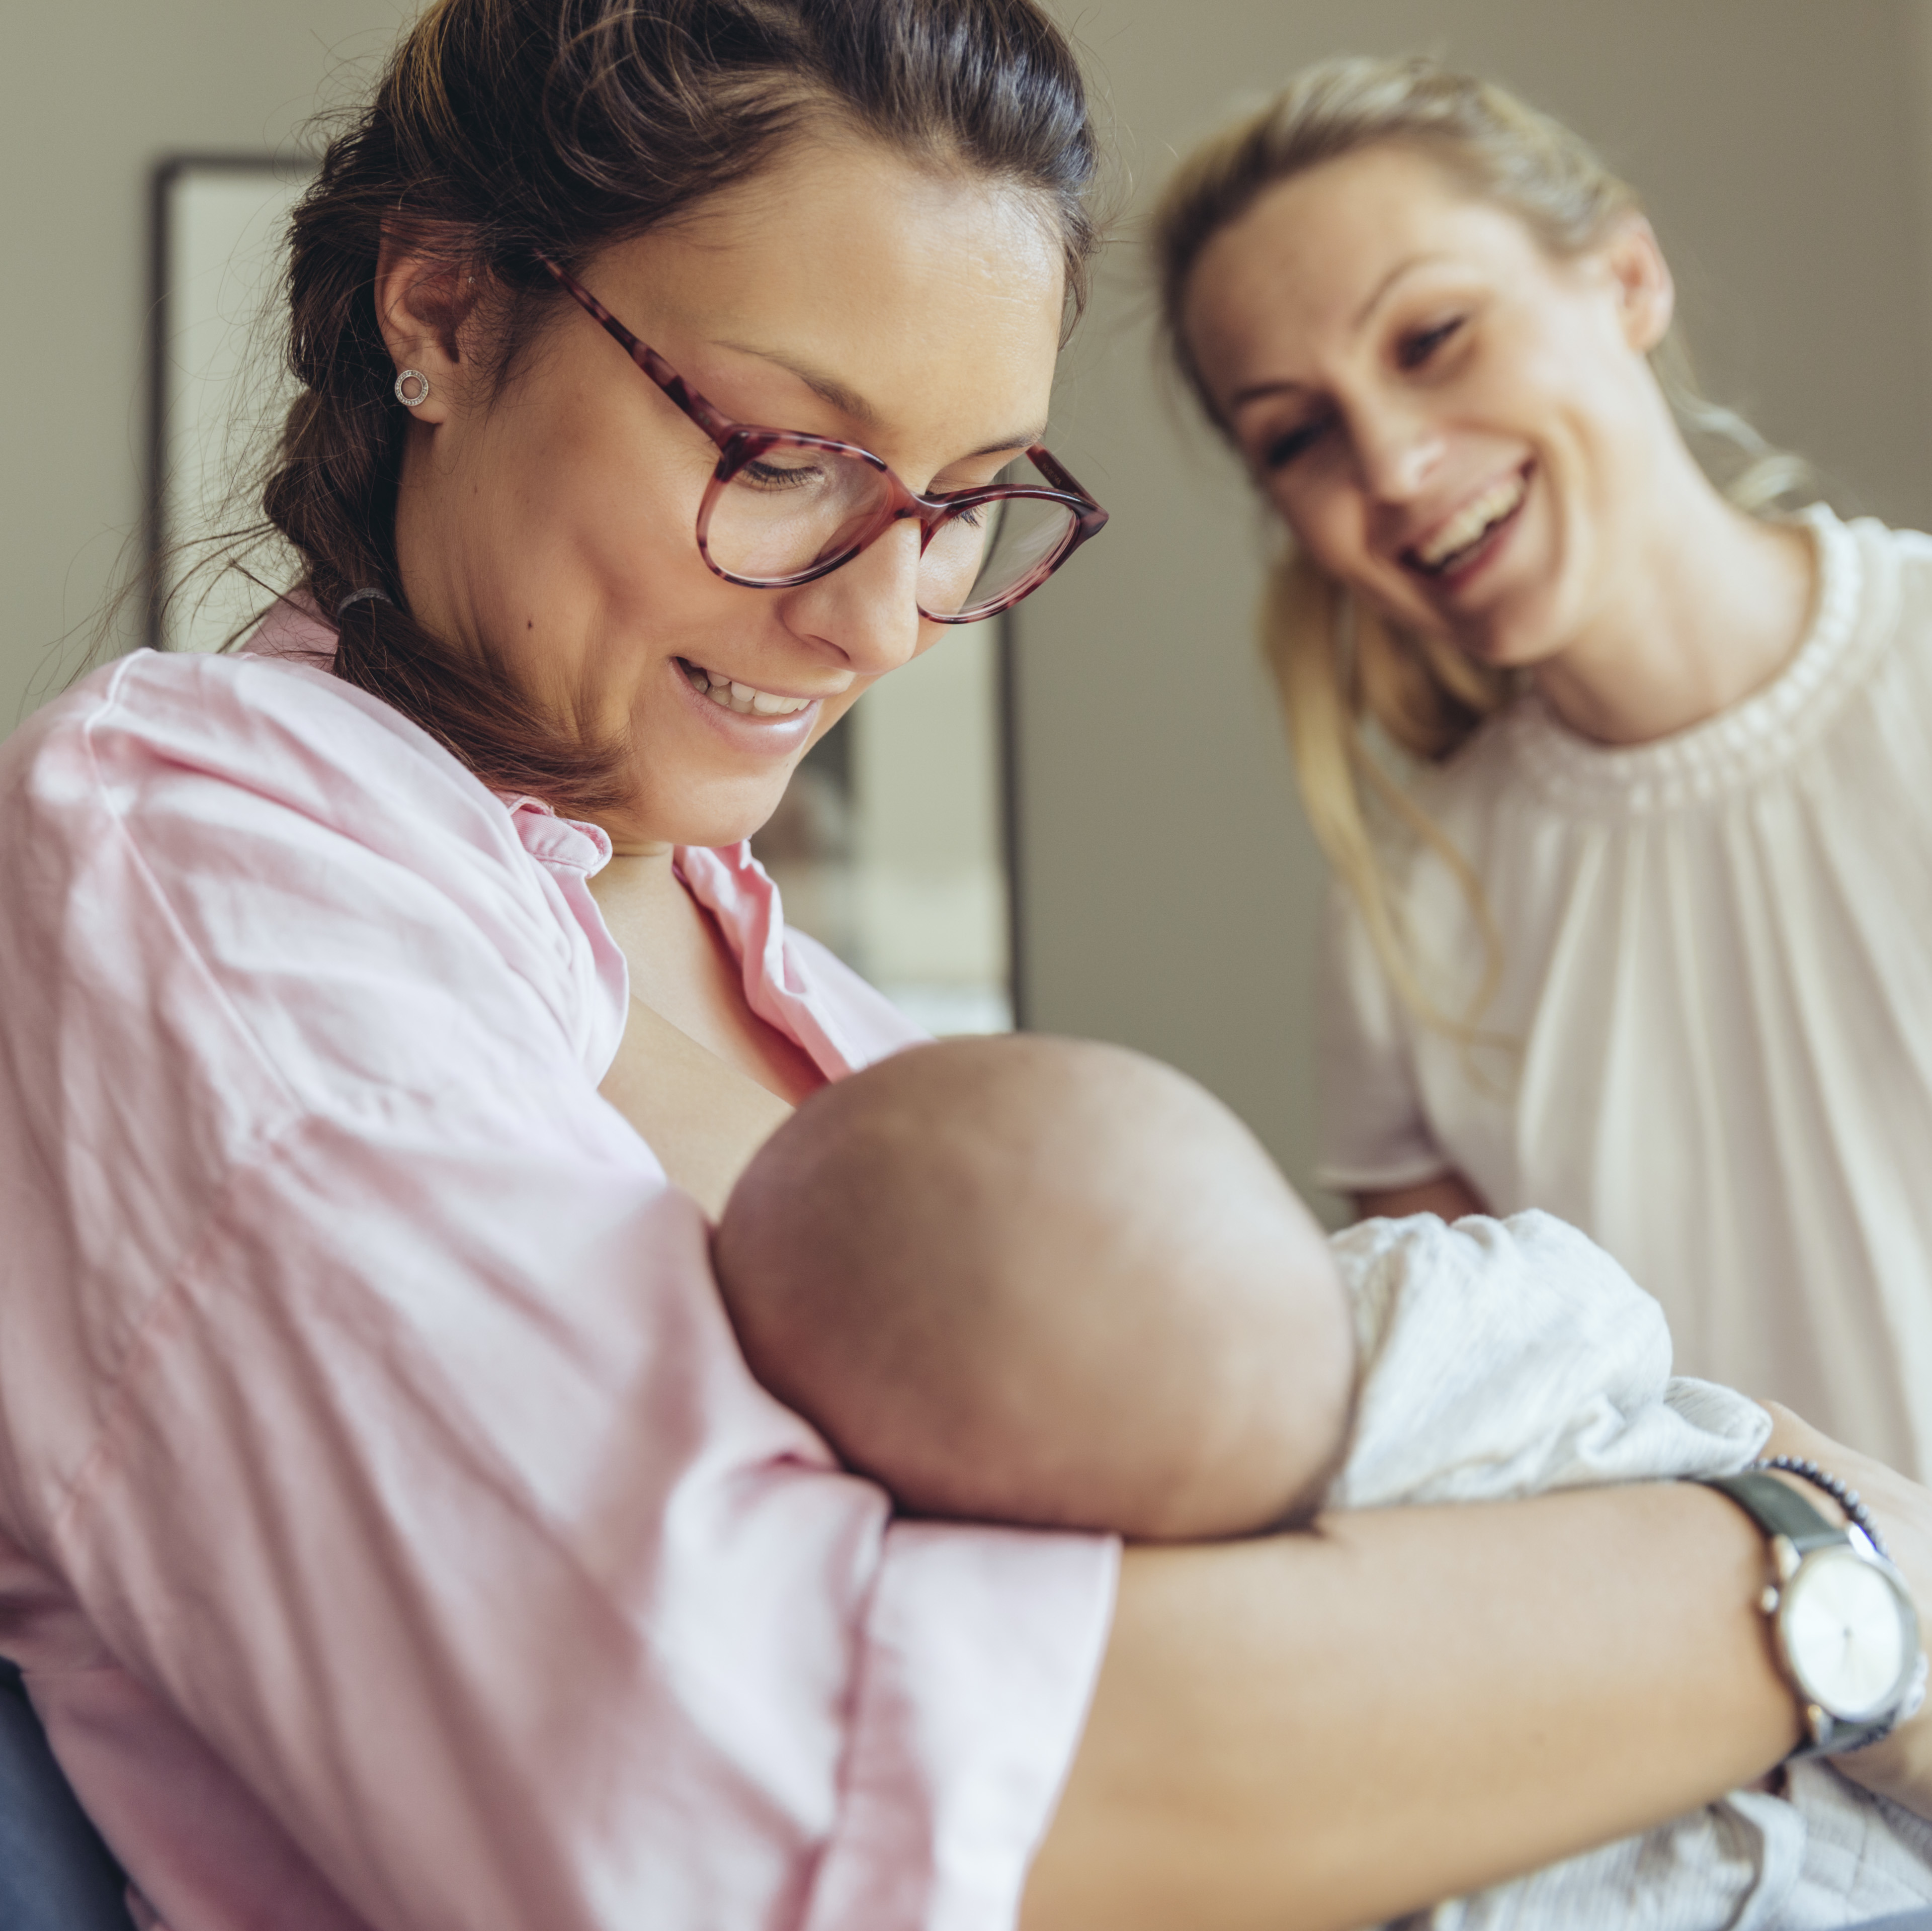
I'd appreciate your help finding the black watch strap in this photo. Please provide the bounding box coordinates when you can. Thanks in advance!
[1699,1468,1923,1759]
[1702,1471,1846,1557]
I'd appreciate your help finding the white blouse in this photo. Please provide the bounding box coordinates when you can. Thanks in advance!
[1318,506,1932,1475]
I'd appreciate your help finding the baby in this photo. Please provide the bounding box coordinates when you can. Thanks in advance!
[716,1027,1357,1541]
[714,1035,1932,1931]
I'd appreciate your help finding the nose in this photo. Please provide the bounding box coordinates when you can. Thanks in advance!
[783,516,929,675]
[1348,394,1448,504]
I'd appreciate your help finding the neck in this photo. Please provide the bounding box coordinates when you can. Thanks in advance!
[1529,456,1815,747]
[588,838,682,907]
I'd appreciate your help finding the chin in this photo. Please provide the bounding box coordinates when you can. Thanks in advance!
[664,782,795,852]
[1443,624,1545,672]
[1416,579,1573,675]
[591,776,787,853]
[1467,599,1580,673]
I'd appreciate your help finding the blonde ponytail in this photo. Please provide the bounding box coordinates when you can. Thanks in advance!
[1265,550,1509,1035]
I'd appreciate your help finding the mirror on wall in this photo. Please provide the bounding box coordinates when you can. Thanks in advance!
[147,154,1020,1032]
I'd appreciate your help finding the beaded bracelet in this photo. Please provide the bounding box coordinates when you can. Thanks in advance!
[1748,1455,1893,1563]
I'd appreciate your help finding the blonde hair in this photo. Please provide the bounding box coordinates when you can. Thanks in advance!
[1152,55,1814,1035]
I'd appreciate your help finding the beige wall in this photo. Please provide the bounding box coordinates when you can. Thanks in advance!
[5,1,1931,1210]
[0,0,408,727]
[1015,0,1932,1209]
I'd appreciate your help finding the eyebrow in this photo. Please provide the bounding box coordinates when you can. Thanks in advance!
[1225,250,1460,415]
[1352,250,1455,328]
[716,339,1045,458]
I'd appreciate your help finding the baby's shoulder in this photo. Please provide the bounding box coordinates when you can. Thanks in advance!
[1330,1209,1654,1358]
[1329,1205,1619,1290]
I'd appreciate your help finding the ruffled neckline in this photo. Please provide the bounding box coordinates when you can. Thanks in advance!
[1498,505,1880,817]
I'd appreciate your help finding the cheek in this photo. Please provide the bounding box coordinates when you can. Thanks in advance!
[1486,308,1636,470]
[1275,475,1371,579]
[470,403,743,746]
[490,394,716,607]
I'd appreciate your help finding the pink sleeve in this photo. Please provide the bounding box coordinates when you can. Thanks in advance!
[0,652,1117,1931]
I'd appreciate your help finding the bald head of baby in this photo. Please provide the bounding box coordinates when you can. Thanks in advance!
[713,1036,1355,1541]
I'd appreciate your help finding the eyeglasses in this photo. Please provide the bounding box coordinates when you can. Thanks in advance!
[537,256,1108,624]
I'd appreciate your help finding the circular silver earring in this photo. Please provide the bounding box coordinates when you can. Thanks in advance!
[393,369,431,408]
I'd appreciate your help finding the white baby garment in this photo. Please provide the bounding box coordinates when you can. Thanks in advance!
[1330,1211,1932,1931]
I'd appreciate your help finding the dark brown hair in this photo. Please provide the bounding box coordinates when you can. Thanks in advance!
[266,0,1099,812]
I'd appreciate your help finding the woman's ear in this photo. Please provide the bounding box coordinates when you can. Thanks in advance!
[1601,213,1675,356]
[373,231,479,425]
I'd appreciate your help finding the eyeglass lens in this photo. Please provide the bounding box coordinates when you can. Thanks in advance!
[704,448,1079,620]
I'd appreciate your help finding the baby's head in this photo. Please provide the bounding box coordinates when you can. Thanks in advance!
[713,1036,1355,1540]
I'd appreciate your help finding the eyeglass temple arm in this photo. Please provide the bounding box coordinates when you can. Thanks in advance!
[1027,444,1111,538]
[536,255,738,449]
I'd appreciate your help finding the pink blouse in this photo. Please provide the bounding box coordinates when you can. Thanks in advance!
[0,604,1117,1931]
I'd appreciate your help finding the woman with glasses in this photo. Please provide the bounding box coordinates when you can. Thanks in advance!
[1154,56,1932,1488]
[2,8,1931,1931]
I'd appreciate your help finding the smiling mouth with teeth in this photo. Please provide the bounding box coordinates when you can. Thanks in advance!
[1407,469,1530,576]
[680,658,815,717]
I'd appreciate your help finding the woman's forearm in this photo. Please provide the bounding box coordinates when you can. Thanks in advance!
[1024,1481,1797,1931]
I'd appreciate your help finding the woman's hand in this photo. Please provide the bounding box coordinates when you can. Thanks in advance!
[1758,1402,1932,1816]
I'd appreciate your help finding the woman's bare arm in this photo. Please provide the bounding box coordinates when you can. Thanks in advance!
[1024,1480,1802,1931]
[1356,1170,1489,1221]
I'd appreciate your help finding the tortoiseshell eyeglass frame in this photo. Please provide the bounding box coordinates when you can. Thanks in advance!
[536,255,1109,624]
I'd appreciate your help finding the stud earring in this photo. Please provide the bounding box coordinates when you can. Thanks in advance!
[393,369,431,408]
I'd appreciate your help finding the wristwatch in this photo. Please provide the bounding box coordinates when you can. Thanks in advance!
[1701,1469,1926,1757]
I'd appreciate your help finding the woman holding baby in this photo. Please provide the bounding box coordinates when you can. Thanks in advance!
[1,6,1931,1929]
[1154,57,1932,1478]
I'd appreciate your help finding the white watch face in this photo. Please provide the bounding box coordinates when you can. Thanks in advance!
[1782,1547,1912,1720]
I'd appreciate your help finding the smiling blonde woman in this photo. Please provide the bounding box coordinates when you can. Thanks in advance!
[1158,54,1932,1479]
